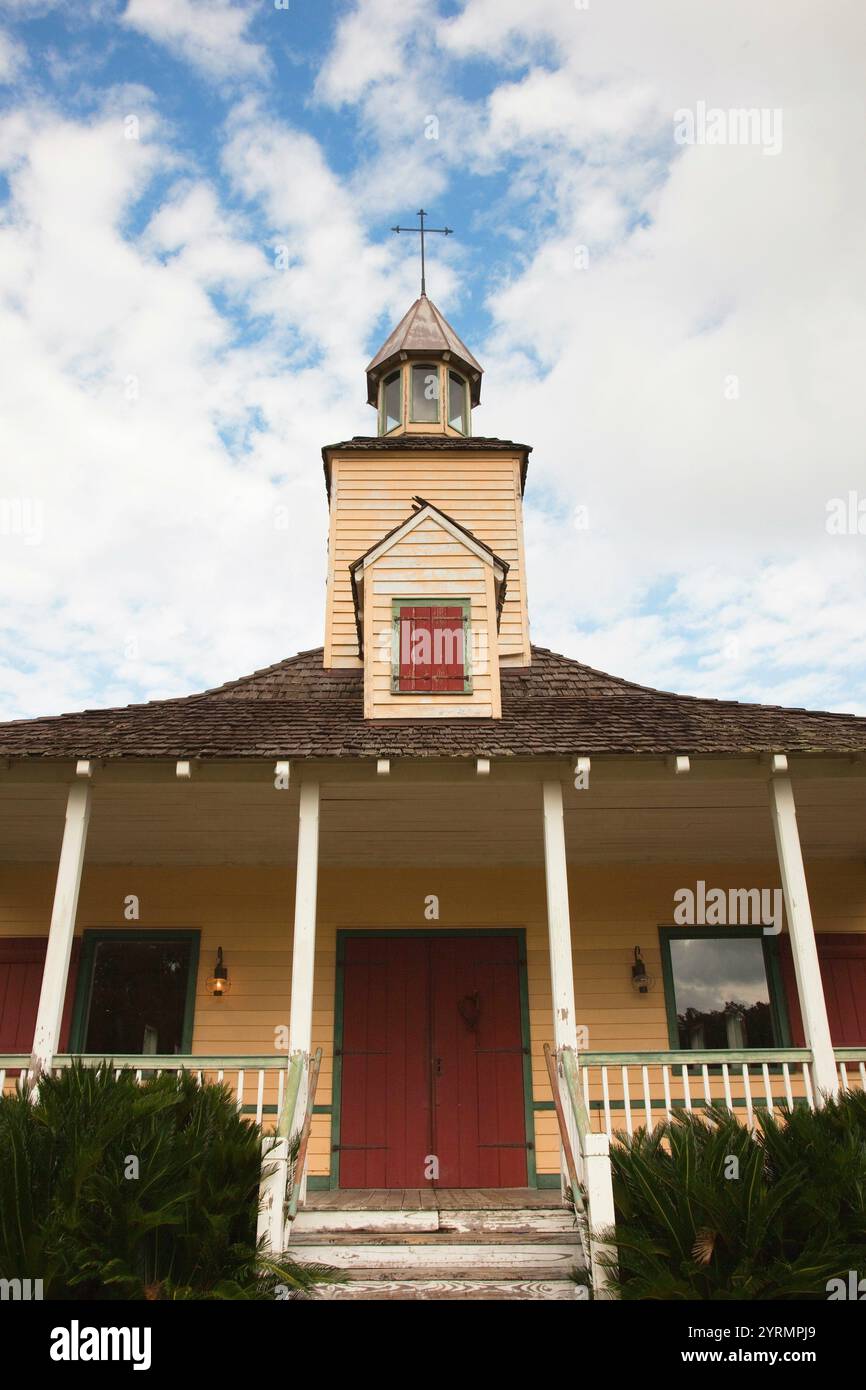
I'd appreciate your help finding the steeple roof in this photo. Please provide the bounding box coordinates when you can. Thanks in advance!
[365,295,483,405]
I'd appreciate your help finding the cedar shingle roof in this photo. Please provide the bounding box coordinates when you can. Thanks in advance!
[1,646,864,762]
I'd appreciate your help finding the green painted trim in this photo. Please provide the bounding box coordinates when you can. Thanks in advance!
[532,1099,556,1111]
[516,933,537,1189]
[54,1053,289,1068]
[588,1095,812,1115]
[390,598,473,696]
[70,930,200,1054]
[536,1173,561,1189]
[278,1051,305,1142]
[578,1048,811,1065]
[331,929,538,1190]
[312,1103,332,1115]
[328,932,347,1191]
[658,925,791,1051]
[306,1175,331,1191]
[836,1049,866,1062]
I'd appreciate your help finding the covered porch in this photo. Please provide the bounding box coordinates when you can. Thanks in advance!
[2,753,866,1272]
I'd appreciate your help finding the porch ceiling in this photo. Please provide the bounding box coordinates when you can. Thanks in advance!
[0,761,864,866]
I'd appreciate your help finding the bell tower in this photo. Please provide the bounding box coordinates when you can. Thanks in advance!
[321,223,533,718]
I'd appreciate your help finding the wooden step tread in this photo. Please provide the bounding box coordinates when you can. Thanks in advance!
[311,1279,583,1301]
[293,1209,575,1236]
[291,1230,580,1247]
[307,1263,583,1282]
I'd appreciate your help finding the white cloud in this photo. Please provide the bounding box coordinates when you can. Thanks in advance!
[0,28,25,83]
[2,0,865,722]
[120,0,267,81]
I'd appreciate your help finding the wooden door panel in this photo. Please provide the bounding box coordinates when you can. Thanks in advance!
[340,937,430,1188]
[781,934,866,1046]
[0,938,80,1054]
[431,936,527,1188]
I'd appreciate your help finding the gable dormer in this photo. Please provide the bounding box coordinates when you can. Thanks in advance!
[350,499,506,719]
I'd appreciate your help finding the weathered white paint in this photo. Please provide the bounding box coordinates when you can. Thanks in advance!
[309,1278,582,1301]
[476,757,490,776]
[770,753,789,774]
[175,760,191,779]
[294,1210,436,1235]
[582,1132,616,1297]
[291,1241,580,1273]
[541,780,578,1052]
[768,774,838,1098]
[257,1135,289,1251]
[288,781,321,1056]
[75,760,92,778]
[376,758,391,776]
[274,759,291,783]
[671,755,690,775]
[29,780,91,1074]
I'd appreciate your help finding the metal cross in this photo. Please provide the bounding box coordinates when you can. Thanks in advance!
[391,209,453,297]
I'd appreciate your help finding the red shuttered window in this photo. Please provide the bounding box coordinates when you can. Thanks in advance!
[394,602,469,693]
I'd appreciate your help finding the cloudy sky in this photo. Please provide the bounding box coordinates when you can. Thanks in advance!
[1,0,864,721]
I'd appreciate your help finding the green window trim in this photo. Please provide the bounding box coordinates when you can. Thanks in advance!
[378,369,402,435]
[390,597,473,696]
[69,929,201,1055]
[658,925,792,1053]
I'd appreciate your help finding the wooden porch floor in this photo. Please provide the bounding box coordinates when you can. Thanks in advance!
[305,1188,562,1211]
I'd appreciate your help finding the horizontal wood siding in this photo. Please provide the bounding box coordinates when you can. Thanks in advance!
[324,452,531,671]
[1,859,864,1176]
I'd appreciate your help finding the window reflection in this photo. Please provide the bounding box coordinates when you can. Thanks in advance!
[668,936,774,1049]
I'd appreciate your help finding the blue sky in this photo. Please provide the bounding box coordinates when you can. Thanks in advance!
[1,0,864,720]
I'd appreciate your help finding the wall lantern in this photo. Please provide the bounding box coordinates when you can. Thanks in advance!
[631,946,654,995]
[207,947,230,998]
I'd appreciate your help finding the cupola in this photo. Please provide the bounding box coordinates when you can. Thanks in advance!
[365,294,483,438]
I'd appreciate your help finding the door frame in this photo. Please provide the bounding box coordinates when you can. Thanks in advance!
[69,929,201,1054]
[330,928,536,1190]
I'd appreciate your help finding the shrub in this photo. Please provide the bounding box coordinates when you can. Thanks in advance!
[0,1062,336,1300]
[600,1091,866,1299]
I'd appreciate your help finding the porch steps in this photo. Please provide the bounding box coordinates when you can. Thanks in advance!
[292,1206,585,1301]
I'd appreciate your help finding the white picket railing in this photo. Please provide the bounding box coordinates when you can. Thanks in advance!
[577,1048,866,1139]
[0,1053,291,1127]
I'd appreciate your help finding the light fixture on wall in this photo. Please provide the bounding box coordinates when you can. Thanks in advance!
[207,947,230,997]
[631,947,654,995]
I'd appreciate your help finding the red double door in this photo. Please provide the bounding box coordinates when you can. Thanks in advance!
[339,934,528,1188]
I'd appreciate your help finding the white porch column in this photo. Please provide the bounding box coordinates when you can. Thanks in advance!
[768,773,838,1099]
[30,779,92,1075]
[542,779,578,1051]
[288,780,321,1058]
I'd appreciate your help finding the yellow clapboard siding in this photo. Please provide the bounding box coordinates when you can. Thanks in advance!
[324,451,531,672]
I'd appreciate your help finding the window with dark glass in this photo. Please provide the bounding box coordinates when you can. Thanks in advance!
[81,936,196,1055]
[393,601,469,693]
[448,371,468,434]
[381,370,401,433]
[663,933,778,1050]
[411,363,440,422]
